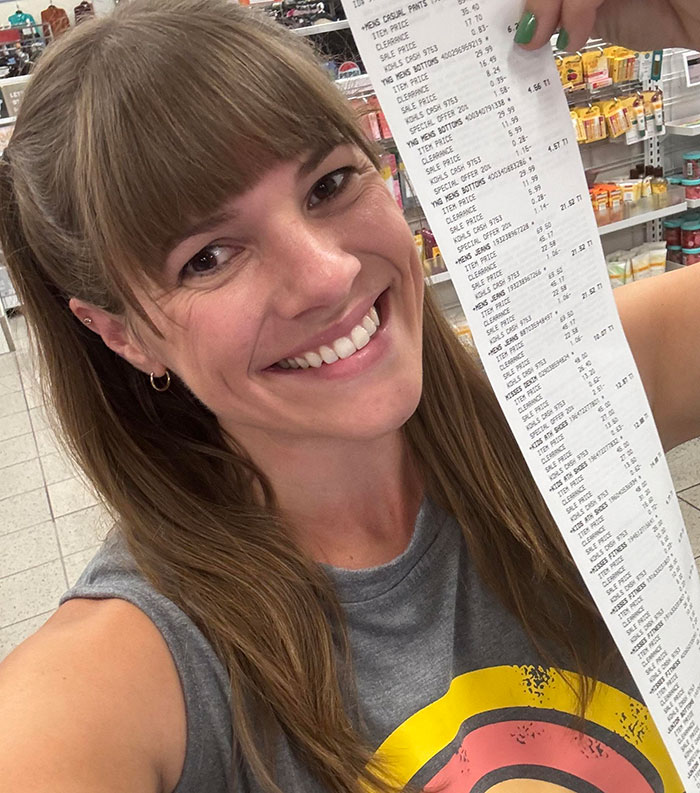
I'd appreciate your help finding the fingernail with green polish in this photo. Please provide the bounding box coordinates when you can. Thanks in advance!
[556,27,569,50]
[514,10,537,44]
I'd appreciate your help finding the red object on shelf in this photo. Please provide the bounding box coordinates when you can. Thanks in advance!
[0,29,21,45]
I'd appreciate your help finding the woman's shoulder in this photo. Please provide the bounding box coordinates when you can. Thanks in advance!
[0,596,186,793]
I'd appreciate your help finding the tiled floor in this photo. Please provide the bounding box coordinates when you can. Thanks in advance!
[0,315,110,662]
[1,315,700,663]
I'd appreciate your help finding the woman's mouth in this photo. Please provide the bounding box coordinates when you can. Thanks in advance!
[273,301,383,371]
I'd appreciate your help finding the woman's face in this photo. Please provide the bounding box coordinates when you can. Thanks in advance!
[135,144,425,446]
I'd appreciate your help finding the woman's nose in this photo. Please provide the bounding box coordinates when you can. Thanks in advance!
[268,221,362,319]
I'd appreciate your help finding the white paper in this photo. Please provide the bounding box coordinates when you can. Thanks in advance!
[340,0,700,787]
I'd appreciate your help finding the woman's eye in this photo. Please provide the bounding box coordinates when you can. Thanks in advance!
[181,244,234,280]
[308,167,353,208]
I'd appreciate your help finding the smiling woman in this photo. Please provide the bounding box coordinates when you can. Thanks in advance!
[0,2,629,793]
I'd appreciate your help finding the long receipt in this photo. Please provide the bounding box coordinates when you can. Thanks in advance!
[340,0,700,787]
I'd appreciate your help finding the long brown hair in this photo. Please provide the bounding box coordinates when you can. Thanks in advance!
[0,1,607,790]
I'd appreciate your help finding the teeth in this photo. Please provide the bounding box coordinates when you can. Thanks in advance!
[350,325,371,350]
[319,345,339,364]
[362,316,377,336]
[275,302,382,370]
[304,351,323,368]
[334,336,356,359]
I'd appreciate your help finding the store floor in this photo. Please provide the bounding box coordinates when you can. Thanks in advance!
[1,313,700,663]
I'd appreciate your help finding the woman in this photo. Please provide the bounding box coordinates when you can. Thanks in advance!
[0,1,698,791]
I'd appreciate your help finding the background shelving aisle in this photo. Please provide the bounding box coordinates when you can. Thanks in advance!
[0,315,699,662]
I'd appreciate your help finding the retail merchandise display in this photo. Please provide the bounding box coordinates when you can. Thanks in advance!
[590,164,669,211]
[8,7,36,29]
[41,3,70,38]
[411,226,448,278]
[0,3,66,80]
[570,89,665,145]
[605,241,667,287]
[73,1,94,24]
[350,93,392,142]
[662,210,700,265]
[557,46,662,93]
[262,0,345,31]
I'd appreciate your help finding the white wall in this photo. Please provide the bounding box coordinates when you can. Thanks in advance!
[0,0,114,31]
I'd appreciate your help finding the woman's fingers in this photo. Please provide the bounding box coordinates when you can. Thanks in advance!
[513,0,606,51]
[513,1,563,50]
[557,0,608,51]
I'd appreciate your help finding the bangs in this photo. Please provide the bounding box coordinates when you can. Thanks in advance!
[14,0,375,313]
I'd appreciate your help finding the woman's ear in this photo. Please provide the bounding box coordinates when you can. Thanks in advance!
[68,297,168,377]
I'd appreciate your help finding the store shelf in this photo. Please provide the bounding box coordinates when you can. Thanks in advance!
[565,79,642,107]
[427,271,452,284]
[595,190,687,236]
[292,19,350,36]
[688,198,700,209]
[0,116,15,127]
[666,115,700,136]
[335,73,373,95]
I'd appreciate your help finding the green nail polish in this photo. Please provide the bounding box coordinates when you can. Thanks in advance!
[556,28,569,50]
[514,10,537,44]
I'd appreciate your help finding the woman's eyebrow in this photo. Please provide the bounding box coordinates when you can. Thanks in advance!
[170,209,237,251]
[168,144,341,253]
[297,142,340,178]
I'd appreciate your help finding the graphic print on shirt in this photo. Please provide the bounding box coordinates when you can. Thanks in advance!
[371,665,683,793]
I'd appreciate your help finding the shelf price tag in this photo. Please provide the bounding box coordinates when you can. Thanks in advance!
[341,0,700,789]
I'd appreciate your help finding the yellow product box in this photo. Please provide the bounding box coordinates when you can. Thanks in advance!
[578,105,607,143]
[557,54,585,91]
[605,184,623,209]
[582,50,611,88]
[600,98,632,138]
[591,186,610,211]
[604,46,636,82]
[621,94,647,140]
[617,179,642,203]
[643,89,665,133]
[571,109,586,143]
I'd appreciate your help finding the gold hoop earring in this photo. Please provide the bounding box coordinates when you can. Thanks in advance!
[150,370,171,392]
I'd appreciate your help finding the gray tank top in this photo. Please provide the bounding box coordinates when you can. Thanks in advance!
[59,500,682,792]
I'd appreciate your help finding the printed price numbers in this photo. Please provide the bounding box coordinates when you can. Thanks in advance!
[528,78,552,93]
[581,282,603,300]
[634,414,649,430]
[593,324,615,342]
[560,194,584,211]
[480,55,498,68]
[571,239,594,257]
[548,137,570,152]
[616,374,634,389]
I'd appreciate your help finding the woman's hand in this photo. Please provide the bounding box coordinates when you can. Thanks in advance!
[514,0,700,53]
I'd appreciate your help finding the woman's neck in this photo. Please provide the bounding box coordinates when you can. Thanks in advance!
[240,428,424,569]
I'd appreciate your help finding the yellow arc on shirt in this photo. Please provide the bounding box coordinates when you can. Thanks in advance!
[366,664,682,792]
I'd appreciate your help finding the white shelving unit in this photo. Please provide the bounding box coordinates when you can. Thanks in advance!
[335,73,373,96]
[666,115,700,136]
[596,190,688,236]
[427,271,452,285]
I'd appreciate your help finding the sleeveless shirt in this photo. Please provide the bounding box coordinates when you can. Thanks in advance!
[59,499,683,793]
